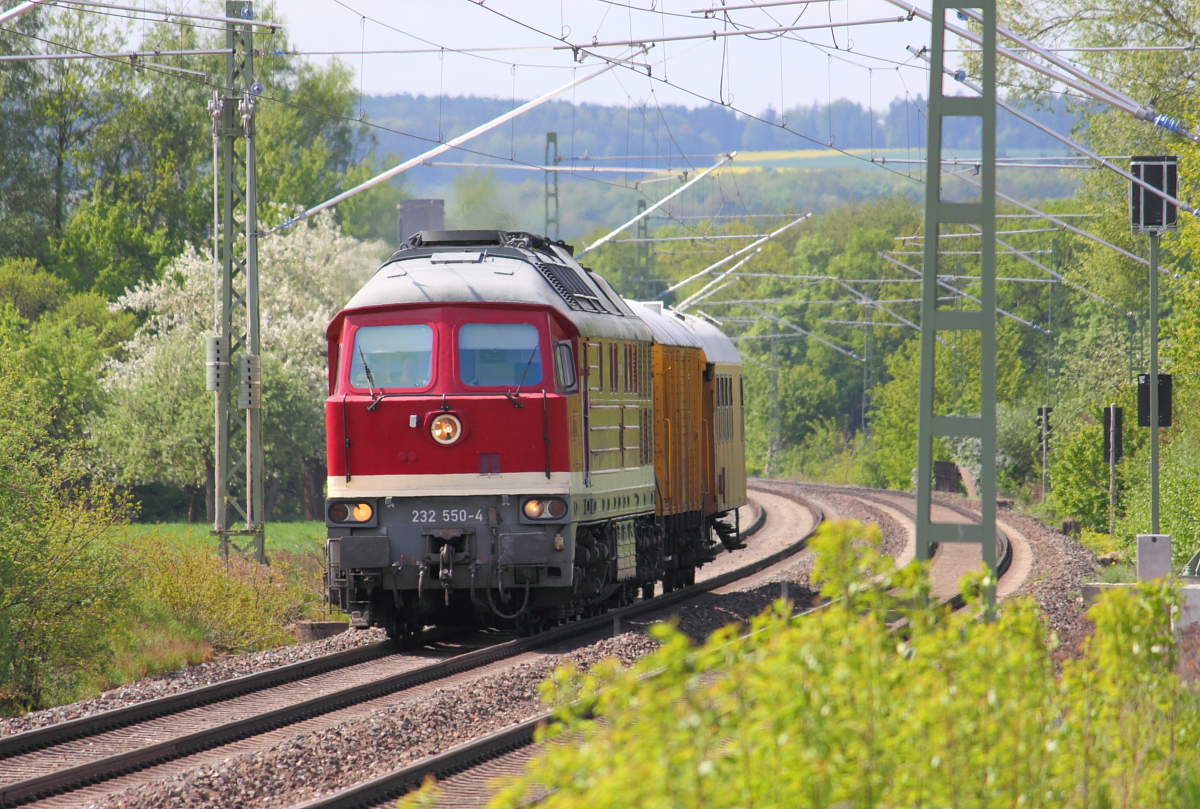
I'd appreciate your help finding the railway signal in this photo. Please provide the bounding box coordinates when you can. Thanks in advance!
[1131,155,1177,534]
[1037,406,1052,496]
[1104,404,1123,534]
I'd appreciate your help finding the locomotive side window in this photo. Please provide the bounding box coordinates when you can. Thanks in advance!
[554,342,577,391]
[458,323,543,387]
[349,324,433,389]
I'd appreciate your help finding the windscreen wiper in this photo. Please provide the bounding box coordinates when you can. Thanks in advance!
[505,346,539,408]
[358,347,384,409]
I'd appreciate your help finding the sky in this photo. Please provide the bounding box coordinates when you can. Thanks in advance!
[277,0,942,116]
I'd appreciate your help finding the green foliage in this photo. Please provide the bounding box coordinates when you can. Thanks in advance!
[133,537,316,652]
[1050,416,1112,533]
[48,189,173,297]
[0,258,68,320]
[449,521,1200,809]
[0,356,131,714]
[1118,432,1200,568]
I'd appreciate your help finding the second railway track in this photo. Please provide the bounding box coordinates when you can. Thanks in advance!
[0,493,819,809]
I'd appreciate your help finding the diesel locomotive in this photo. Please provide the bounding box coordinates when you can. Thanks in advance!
[323,230,747,635]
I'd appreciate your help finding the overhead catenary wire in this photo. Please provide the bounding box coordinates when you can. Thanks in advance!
[887,0,1200,143]
[421,161,665,174]
[691,0,836,14]
[676,249,764,310]
[270,48,647,234]
[909,45,1200,219]
[877,253,1048,333]
[464,2,923,184]
[579,153,735,255]
[661,213,813,295]
[52,0,282,29]
[0,47,231,61]
[556,14,915,51]
[952,172,1151,269]
[740,304,862,360]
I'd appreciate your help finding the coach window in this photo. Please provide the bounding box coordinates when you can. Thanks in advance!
[554,342,577,391]
[458,323,543,387]
[349,324,432,389]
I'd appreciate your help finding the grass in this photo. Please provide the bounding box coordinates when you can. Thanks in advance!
[1100,563,1137,583]
[119,520,327,556]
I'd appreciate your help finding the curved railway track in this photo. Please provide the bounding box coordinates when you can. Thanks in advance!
[289,482,1024,809]
[0,495,816,809]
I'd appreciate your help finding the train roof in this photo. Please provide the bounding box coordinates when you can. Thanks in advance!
[624,300,701,349]
[626,301,741,366]
[332,232,651,342]
[675,310,742,365]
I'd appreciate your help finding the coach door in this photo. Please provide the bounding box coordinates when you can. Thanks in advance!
[581,340,601,487]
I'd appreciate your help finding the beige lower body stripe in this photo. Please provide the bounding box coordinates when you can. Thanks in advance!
[328,472,574,498]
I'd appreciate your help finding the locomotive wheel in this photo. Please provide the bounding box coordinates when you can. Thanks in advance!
[682,566,696,586]
[641,582,655,600]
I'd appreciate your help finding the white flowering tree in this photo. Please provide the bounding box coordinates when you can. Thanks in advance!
[92,212,386,520]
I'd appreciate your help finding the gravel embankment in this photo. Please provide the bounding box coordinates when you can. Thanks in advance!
[0,628,385,738]
[988,505,1099,660]
[90,634,660,809]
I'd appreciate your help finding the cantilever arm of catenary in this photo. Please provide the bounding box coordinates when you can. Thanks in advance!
[885,0,1200,143]
[269,48,645,234]
[0,0,52,24]
[660,213,812,296]
[743,304,862,361]
[876,252,1047,334]
[578,153,735,256]
[964,226,1123,314]
[909,46,1200,220]
[951,172,1150,269]
[676,249,763,311]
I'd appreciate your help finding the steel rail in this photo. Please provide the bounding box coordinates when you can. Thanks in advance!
[292,485,1014,809]
[0,502,773,807]
[0,637,411,759]
[285,487,817,809]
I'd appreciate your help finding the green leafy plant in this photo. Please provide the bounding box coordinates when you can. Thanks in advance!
[395,520,1200,809]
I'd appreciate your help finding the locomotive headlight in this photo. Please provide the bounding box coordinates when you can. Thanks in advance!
[430,414,462,445]
[328,501,374,523]
[523,498,567,520]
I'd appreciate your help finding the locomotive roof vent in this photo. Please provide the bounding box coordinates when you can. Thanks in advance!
[402,229,575,256]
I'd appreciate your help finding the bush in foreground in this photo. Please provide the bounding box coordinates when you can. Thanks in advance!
[460,521,1200,808]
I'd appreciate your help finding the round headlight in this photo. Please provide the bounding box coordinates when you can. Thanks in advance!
[329,502,350,522]
[430,414,462,445]
[523,498,567,520]
[352,502,373,522]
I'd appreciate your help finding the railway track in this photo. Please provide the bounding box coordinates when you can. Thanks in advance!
[0,495,816,809]
[291,483,1023,809]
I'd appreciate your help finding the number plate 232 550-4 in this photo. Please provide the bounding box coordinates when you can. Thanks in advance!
[411,509,483,523]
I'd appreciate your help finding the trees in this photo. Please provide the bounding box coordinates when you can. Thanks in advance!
[92,213,384,521]
[0,6,402,294]
[0,346,130,713]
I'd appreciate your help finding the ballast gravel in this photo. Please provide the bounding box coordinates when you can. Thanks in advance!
[987,504,1099,658]
[88,634,661,809]
[0,628,385,739]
